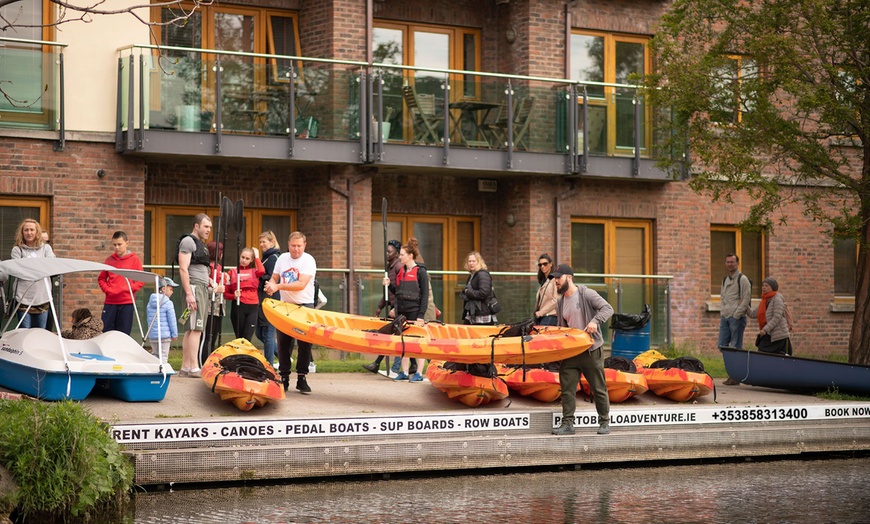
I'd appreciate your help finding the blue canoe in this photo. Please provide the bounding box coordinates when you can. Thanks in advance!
[720,346,870,396]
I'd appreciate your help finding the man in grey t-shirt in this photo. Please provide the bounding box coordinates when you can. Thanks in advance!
[177,213,213,378]
[549,264,614,436]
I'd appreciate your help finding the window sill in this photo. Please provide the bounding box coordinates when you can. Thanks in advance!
[830,301,855,313]
[706,298,761,313]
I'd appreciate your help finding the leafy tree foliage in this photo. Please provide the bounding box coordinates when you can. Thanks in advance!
[646,0,869,363]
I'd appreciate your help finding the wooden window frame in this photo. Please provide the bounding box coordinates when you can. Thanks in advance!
[710,225,765,299]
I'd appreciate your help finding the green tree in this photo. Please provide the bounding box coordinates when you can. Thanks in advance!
[645,0,869,364]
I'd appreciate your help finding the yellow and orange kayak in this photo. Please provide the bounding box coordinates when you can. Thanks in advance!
[498,365,564,403]
[640,367,713,402]
[262,299,593,365]
[580,368,649,403]
[201,338,285,411]
[426,360,509,407]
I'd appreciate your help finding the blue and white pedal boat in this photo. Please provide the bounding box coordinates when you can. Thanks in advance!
[0,258,174,401]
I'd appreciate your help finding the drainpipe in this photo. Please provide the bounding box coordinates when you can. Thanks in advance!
[554,186,579,264]
[366,0,373,65]
[330,173,371,314]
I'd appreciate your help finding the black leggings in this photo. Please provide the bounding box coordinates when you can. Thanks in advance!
[230,302,259,342]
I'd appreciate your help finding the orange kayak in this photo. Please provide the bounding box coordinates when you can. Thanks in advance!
[262,299,593,365]
[201,338,285,411]
[640,367,714,402]
[498,365,564,402]
[426,360,509,407]
[580,368,649,403]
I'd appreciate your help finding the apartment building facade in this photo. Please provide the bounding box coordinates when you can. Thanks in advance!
[0,0,857,356]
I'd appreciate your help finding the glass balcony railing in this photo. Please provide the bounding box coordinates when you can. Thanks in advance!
[118,44,658,166]
[0,37,66,132]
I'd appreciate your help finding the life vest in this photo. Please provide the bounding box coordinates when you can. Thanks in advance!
[395,265,422,303]
[177,234,210,267]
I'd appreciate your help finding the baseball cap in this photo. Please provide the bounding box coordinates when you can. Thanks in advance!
[549,264,574,279]
[162,277,179,288]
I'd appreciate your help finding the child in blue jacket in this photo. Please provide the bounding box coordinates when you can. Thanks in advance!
[147,277,179,364]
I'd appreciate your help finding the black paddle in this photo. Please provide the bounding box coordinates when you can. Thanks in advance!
[381,198,392,375]
[233,199,245,337]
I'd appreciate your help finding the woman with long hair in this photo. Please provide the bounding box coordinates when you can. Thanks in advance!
[460,251,496,325]
[10,218,55,329]
[225,247,266,342]
[256,231,282,366]
[533,253,559,325]
[384,237,429,382]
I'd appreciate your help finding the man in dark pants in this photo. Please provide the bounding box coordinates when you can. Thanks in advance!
[549,264,614,436]
[264,231,316,394]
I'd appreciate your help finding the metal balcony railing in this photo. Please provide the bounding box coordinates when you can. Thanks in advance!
[117,44,662,175]
[0,36,67,150]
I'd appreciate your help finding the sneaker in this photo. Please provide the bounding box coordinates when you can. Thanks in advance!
[393,372,409,381]
[410,373,424,382]
[362,362,380,374]
[177,369,189,378]
[552,423,575,436]
[723,377,740,386]
[597,422,611,435]
[296,375,311,393]
[187,369,202,379]
[282,376,289,392]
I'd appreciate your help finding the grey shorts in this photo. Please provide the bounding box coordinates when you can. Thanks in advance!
[186,282,210,332]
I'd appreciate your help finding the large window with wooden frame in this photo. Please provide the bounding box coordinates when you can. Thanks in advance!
[144,205,295,271]
[372,22,480,141]
[571,218,653,315]
[0,0,55,128]
[0,198,51,258]
[570,31,651,156]
[150,3,300,133]
[833,238,857,298]
[371,213,479,323]
[710,226,764,299]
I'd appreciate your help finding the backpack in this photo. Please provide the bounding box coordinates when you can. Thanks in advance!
[783,299,794,332]
[722,272,751,297]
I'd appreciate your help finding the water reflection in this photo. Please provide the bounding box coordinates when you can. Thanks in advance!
[132,457,870,523]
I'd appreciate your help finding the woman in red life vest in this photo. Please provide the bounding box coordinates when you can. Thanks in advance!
[383,237,429,382]
[224,247,266,342]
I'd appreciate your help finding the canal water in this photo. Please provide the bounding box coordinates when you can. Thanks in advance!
[130,456,870,523]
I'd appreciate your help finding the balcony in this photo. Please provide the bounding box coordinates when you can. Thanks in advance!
[117,44,672,180]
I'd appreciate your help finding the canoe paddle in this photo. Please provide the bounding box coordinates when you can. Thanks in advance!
[233,199,245,333]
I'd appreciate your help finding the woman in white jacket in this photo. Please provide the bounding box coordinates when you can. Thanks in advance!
[147,278,179,364]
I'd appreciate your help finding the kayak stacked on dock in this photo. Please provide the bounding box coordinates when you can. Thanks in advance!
[262,300,594,365]
[201,339,285,411]
[498,364,565,403]
[426,361,509,407]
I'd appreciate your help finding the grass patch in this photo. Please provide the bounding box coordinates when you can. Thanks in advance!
[815,387,870,402]
[0,399,132,521]
[659,341,727,378]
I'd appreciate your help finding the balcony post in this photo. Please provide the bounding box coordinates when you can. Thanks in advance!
[53,51,66,151]
[581,86,588,173]
[566,85,576,174]
[632,91,640,177]
[125,54,135,152]
[115,57,123,152]
[214,57,223,153]
[288,66,296,157]
[359,72,368,162]
[505,80,514,169]
[442,79,449,165]
[137,53,145,150]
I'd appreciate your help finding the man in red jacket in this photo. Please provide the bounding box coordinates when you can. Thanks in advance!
[98,231,145,335]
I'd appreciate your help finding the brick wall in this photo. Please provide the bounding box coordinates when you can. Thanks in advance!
[0,138,145,330]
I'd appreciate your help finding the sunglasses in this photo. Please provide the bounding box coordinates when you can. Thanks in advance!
[538,262,550,267]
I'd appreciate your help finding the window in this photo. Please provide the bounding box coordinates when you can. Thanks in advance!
[266,13,302,84]
[372,22,481,141]
[371,213,479,323]
[570,31,650,155]
[145,205,294,270]
[571,218,653,314]
[834,238,857,296]
[0,198,50,258]
[709,56,757,125]
[0,0,55,128]
[710,226,764,298]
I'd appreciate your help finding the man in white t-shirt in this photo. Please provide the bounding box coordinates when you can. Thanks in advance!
[264,231,316,393]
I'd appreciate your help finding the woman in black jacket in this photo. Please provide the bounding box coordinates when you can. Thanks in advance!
[460,251,497,325]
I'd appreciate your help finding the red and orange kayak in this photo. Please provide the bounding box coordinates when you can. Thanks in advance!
[580,368,649,403]
[640,367,714,402]
[201,338,285,411]
[262,299,593,365]
[426,360,509,407]
[498,365,564,402]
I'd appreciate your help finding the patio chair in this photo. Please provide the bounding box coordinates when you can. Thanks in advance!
[512,96,535,150]
[402,85,444,144]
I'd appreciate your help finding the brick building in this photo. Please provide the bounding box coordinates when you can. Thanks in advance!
[0,0,857,356]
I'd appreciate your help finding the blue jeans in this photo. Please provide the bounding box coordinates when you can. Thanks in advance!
[256,321,277,365]
[718,316,747,350]
[17,309,49,329]
[536,315,558,326]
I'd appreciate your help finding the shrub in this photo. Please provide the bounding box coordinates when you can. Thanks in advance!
[0,399,133,521]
